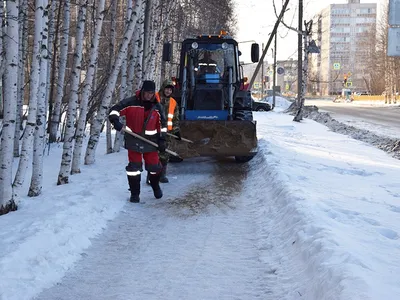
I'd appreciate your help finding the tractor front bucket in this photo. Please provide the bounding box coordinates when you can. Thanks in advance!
[168,120,258,160]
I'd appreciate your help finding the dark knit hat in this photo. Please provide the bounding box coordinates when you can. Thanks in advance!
[141,80,156,92]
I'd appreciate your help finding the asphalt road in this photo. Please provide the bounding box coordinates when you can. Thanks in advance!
[306,99,400,132]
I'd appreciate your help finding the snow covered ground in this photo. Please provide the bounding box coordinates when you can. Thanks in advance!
[1,98,400,300]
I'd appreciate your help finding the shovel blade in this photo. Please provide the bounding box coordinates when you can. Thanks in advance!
[168,120,258,158]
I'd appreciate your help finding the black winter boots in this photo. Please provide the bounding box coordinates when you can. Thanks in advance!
[149,173,163,199]
[159,164,169,183]
[146,172,151,185]
[146,163,169,184]
[127,175,141,203]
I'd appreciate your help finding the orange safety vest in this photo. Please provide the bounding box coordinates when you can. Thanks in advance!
[155,92,177,131]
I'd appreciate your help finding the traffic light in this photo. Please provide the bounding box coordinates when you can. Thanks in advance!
[343,75,347,86]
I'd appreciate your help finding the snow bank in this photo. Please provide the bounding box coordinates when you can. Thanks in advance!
[252,112,400,300]
[0,138,128,300]
[245,145,367,299]
[299,106,400,160]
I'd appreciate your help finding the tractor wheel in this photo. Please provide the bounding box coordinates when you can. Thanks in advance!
[234,109,253,121]
[234,109,256,163]
[235,155,254,163]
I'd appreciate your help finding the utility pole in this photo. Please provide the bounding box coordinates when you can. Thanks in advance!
[296,0,303,109]
[261,43,264,97]
[249,0,290,88]
[273,33,277,109]
[293,20,318,122]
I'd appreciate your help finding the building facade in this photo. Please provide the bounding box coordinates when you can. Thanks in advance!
[275,58,298,95]
[312,0,377,95]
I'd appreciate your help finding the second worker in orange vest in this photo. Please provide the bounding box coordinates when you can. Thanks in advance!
[146,79,181,184]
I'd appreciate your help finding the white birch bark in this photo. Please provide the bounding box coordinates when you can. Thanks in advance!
[49,0,70,143]
[13,0,43,200]
[29,0,50,197]
[106,0,119,154]
[57,0,87,185]
[141,0,152,80]
[126,0,136,94]
[0,2,4,80]
[45,0,57,113]
[133,5,145,90]
[70,0,106,174]
[0,0,19,213]
[47,0,63,144]
[14,0,28,158]
[120,0,132,99]
[85,0,144,165]
[126,38,137,93]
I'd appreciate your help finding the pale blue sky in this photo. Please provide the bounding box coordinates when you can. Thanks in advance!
[234,0,384,63]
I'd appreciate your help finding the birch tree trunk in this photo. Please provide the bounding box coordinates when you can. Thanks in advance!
[85,0,144,165]
[14,0,28,158]
[29,0,50,197]
[57,0,87,185]
[142,0,152,80]
[0,0,19,214]
[106,0,118,154]
[0,2,4,81]
[113,0,134,153]
[49,0,70,143]
[13,0,43,200]
[46,0,57,113]
[133,5,145,90]
[47,0,63,143]
[126,24,139,94]
[71,0,106,174]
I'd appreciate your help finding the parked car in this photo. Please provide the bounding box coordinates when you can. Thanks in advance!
[252,96,271,112]
[355,91,371,96]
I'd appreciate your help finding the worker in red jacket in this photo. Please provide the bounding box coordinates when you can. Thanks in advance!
[108,80,167,203]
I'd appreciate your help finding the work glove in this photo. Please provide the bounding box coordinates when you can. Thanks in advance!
[109,115,123,132]
[112,120,123,132]
[174,130,182,141]
[158,138,166,153]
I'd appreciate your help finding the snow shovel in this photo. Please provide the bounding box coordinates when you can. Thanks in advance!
[122,127,181,158]
[166,132,194,143]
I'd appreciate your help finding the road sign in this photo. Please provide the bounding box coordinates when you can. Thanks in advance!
[277,67,285,75]
[388,27,400,56]
[308,40,320,53]
[389,0,400,25]
[346,82,352,87]
[333,63,341,70]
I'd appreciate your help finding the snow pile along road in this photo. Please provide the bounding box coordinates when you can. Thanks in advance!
[253,110,400,299]
[287,104,400,160]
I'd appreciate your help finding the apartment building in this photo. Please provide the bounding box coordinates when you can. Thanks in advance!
[312,0,377,95]
[275,58,298,95]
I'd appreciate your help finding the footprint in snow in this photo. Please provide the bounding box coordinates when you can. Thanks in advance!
[377,228,399,240]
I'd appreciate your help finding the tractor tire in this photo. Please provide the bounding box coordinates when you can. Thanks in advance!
[234,109,253,121]
[234,109,256,163]
[235,155,254,163]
